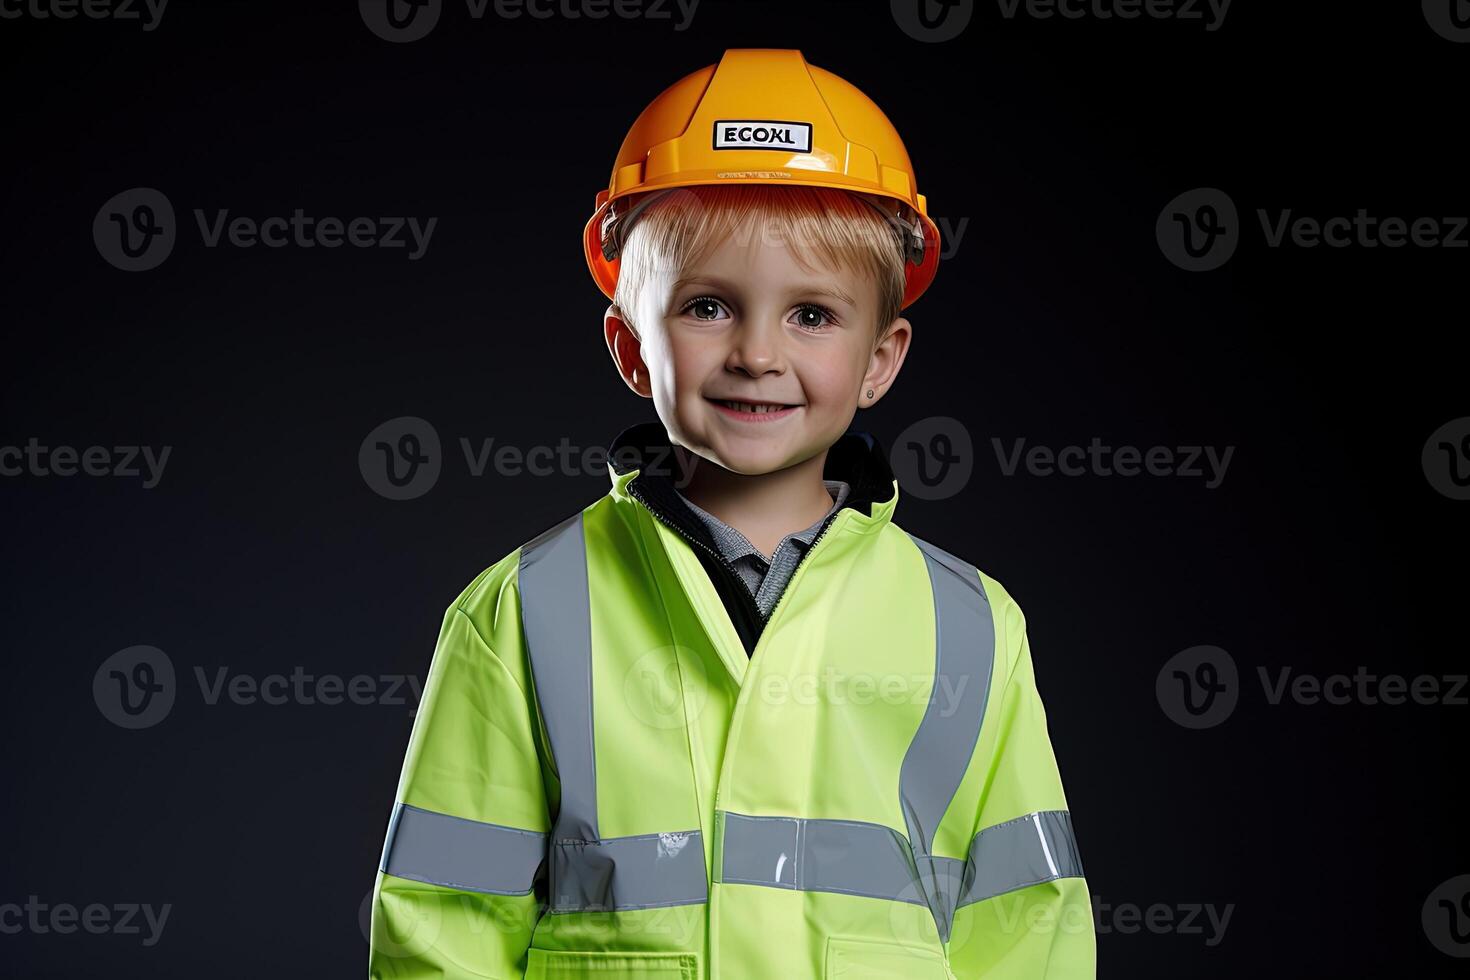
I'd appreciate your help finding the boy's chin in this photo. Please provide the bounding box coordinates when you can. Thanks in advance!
[694,436,823,478]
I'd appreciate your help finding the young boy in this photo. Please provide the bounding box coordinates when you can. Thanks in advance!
[369,49,1095,979]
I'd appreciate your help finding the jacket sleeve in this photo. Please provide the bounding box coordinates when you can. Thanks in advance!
[946,598,1096,979]
[369,567,554,979]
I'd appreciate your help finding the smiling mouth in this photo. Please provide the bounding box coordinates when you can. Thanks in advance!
[707,398,802,420]
[711,399,797,413]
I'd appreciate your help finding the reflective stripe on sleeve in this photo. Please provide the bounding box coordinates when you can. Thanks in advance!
[379,801,546,896]
[956,809,1085,908]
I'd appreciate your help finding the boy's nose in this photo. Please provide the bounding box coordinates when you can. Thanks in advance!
[724,320,787,376]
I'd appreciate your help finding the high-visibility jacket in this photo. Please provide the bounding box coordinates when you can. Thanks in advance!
[369,422,1095,979]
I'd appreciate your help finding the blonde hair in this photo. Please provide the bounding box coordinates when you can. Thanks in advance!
[612,184,907,346]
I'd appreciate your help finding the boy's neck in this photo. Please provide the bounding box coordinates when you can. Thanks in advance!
[673,444,837,560]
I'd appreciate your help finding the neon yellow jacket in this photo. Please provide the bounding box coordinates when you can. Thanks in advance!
[369,423,1095,978]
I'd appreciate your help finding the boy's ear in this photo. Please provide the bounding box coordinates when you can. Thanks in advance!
[604,303,652,398]
[860,315,912,408]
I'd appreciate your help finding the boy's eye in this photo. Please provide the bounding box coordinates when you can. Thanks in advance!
[682,296,728,321]
[792,304,837,331]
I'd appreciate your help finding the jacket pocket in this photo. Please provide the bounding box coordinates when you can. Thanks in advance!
[525,948,700,978]
[824,935,952,979]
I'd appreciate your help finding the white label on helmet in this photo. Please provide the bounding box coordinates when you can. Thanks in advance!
[712,120,813,153]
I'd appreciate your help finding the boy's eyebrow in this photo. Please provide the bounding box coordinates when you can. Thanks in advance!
[671,275,858,307]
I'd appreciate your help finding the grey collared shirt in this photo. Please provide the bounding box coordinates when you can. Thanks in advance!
[675,480,851,620]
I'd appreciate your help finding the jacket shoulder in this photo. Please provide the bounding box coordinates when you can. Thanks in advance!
[893,526,1029,671]
[450,497,609,630]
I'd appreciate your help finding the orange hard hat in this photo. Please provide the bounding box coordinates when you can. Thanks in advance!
[584,48,942,310]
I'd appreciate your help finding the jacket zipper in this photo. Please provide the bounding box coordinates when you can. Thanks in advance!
[752,506,839,631]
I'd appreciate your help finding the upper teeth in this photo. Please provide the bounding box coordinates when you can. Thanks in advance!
[721,401,787,413]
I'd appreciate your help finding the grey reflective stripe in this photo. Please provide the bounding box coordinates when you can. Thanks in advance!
[519,511,598,844]
[901,534,994,943]
[551,830,708,912]
[716,811,928,905]
[379,802,546,895]
[957,810,1084,908]
[520,512,709,913]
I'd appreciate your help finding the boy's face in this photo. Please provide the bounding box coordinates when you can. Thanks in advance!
[605,216,911,477]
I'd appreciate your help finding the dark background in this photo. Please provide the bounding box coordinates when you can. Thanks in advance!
[2,1,1466,976]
